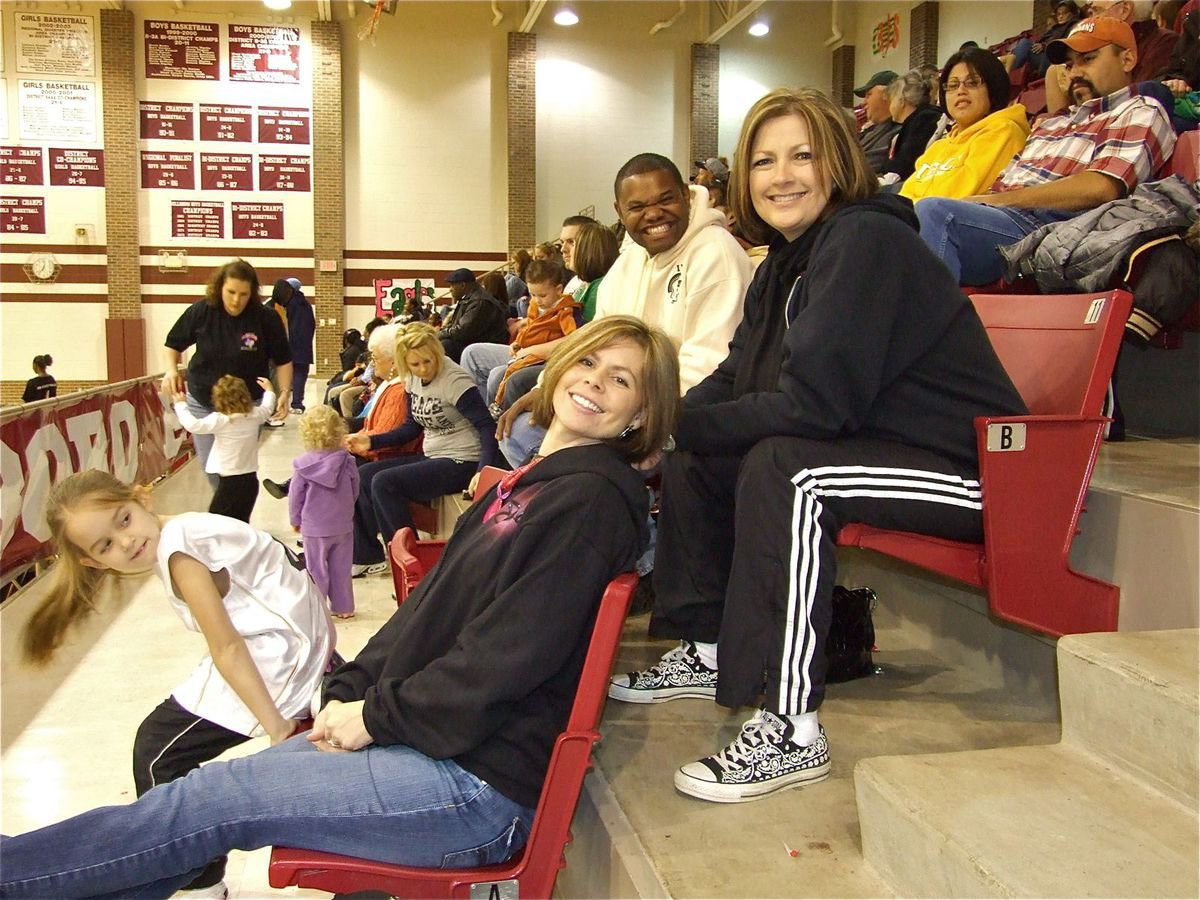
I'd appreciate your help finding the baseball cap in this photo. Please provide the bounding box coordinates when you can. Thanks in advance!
[853,70,898,97]
[694,157,730,183]
[446,267,475,284]
[285,277,302,291]
[1046,17,1135,64]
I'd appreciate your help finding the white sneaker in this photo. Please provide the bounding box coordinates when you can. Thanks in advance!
[176,881,228,899]
[351,561,388,578]
[264,419,285,428]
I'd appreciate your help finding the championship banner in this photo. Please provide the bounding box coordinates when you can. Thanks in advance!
[0,379,192,579]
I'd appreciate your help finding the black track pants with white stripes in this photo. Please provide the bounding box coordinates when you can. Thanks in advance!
[651,435,983,715]
[132,696,250,889]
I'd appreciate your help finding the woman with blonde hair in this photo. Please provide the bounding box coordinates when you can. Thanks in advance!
[345,322,498,575]
[609,87,1026,804]
[2,318,678,898]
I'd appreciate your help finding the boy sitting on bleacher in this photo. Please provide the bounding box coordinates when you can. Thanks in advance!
[489,259,581,413]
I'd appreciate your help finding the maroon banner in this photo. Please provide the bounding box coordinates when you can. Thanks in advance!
[256,106,310,145]
[144,20,219,80]
[228,24,300,84]
[0,196,46,234]
[231,201,284,240]
[49,147,104,187]
[141,151,194,190]
[199,153,253,191]
[0,380,192,579]
[139,101,195,140]
[198,104,253,143]
[171,200,224,238]
[258,154,310,192]
[0,147,45,186]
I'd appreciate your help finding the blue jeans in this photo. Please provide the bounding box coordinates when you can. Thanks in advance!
[0,735,534,899]
[500,412,545,468]
[291,362,310,410]
[914,198,1076,286]
[460,343,513,403]
[184,392,219,490]
[371,455,476,541]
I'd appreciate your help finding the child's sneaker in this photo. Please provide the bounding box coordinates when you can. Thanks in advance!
[674,711,830,803]
[608,640,718,703]
[351,561,388,578]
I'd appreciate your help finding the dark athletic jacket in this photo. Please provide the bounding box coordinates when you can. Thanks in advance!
[322,444,648,809]
[678,193,1027,472]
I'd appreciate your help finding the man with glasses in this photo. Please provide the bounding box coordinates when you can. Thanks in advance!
[914,17,1175,285]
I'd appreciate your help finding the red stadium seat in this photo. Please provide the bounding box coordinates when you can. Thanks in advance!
[837,290,1132,637]
[391,466,506,603]
[1016,78,1046,118]
[271,466,638,898]
[1163,130,1199,186]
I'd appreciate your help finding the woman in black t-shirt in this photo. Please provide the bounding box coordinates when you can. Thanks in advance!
[22,354,57,403]
[162,259,292,481]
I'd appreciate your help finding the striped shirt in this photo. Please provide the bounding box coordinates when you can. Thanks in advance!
[991,85,1175,195]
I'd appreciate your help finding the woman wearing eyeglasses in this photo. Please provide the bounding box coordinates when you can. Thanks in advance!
[900,48,1032,202]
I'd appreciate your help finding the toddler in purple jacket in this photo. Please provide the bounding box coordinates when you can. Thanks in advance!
[290,406,360,617]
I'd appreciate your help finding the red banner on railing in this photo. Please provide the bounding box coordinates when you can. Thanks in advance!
[1,380,192,579]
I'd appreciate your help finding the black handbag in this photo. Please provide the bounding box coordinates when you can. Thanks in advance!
[825,586,878,683]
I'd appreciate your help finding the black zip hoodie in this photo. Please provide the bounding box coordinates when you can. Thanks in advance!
[678,193,1027,471]
[322,443,649,809]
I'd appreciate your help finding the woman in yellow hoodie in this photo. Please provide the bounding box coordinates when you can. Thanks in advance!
[901,48,1031,202]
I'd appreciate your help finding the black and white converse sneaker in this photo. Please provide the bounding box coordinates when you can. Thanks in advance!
[674,710,830,803]
[608,640,718,703]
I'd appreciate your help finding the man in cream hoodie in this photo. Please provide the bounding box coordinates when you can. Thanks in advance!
[596,153,751,393]
[499,153,752,466]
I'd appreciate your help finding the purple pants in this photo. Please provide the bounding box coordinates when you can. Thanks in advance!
[303,531,354,615]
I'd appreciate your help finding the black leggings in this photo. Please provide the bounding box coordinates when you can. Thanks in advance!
[132,696,250,889]
[210,472,258,523]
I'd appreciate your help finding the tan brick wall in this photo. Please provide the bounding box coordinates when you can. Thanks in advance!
[690,44,720,167]
[910,2,940,69]
[1,381,106,408]
[507,32,536,257]
[311,21,344,378]
[101,9,139,323]
[832,45,857,109]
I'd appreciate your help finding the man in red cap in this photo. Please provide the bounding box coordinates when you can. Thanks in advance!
[914,16,1175,286]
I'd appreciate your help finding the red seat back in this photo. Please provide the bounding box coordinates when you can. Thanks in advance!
[969,292,1121,417]
[838,291,1130,637]
[1164,130,1199,185]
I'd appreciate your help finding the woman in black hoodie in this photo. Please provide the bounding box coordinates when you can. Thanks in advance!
[0,317,679,899]
[608,88,1027,804]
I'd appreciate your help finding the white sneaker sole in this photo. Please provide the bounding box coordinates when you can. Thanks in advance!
[673,759,831,803]
[607,682,717,704]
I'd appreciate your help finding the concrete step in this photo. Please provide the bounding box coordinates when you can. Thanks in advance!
[856,742,1199,898]
[1071,438,1199,632]
[1058,629,1199,807]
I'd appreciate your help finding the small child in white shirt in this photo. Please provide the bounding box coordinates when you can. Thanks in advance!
[174,375,275,522]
